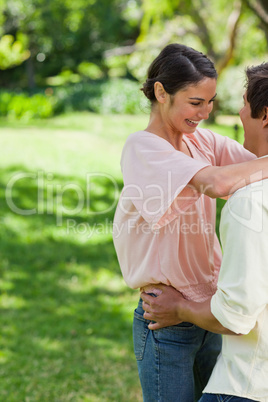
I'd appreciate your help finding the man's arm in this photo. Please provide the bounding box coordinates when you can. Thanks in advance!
[141,284,237,335]
[142,183,268,336]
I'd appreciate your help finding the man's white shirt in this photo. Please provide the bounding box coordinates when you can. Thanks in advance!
[203,179,268,401]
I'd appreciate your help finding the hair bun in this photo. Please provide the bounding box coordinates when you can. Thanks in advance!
[141,78,156,101]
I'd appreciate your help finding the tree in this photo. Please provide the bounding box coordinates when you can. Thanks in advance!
[0,34,30,69]
[104,0,268,83]
[243,0,268,41]
[0,0,141,88]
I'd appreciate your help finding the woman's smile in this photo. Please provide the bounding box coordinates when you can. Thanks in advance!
[185,118,200,127]
[163,77,217,136]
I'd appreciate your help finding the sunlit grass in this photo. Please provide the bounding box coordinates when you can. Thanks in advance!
[0,112,240,400]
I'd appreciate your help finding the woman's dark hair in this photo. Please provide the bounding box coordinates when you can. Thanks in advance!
[245,63,268,118]
[141,43,217,103]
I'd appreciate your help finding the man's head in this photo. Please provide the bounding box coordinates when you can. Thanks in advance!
[240,63,268,156]
[246,63,268,119]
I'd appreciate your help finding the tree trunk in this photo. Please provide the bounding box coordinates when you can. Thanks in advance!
[243,0,268,33]
[216,0,242,75]
[25,56,35,91]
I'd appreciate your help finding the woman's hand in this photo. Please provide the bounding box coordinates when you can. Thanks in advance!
[140,284,186,330]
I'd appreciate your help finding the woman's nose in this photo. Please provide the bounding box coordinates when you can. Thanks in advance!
[198,105,211,120]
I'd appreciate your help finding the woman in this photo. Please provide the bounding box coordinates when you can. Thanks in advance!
[113,44,268,401]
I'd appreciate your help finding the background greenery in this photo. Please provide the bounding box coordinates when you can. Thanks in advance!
[0,0,267,120]
[0,113,144,401]
[0,112,242,400]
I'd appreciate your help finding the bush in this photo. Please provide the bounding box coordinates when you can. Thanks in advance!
[0,91,54,119]
[0,78,148,119]
[52,79,145,115]
[217,66,245,115]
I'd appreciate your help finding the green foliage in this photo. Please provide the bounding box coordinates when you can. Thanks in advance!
[217,66,245,115]
[139,0,177,40]
[235,10,267,62]
[0,0,141,86]
[77,62,104,80]
[216,55,267,115]
[0,34,30,69]
[0,0,267,92]
[0,78,146,119]
[0,91,54,119]
[125,0,268,82]
[46,70,81,86]
[87,79,145,114]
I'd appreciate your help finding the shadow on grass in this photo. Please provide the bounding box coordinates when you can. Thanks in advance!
[0,165,226,400]
[0,166,141,401]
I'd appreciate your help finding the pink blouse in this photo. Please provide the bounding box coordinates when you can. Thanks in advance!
[113,128,255,302]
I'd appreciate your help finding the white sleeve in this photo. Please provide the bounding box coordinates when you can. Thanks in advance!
[211,181,268,334]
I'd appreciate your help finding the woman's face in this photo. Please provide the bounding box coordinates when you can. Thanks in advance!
[163,77,217,135]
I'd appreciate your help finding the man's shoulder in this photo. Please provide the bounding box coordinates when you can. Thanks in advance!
[231,178,268,198]
[222,178,268,233]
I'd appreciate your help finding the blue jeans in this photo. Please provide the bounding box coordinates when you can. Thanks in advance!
[133,298,222,402]
[199,394,257,402]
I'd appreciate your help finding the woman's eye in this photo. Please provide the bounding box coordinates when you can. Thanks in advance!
[190,102,200,106]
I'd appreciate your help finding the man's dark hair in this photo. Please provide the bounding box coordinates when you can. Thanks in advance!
[246,63,268,118]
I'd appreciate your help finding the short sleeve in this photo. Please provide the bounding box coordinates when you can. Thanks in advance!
[193,129,256,166]
[212,130,256,165]
[211,182,268,334]
[120,131,210,228]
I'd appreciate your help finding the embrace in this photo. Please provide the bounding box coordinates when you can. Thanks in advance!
[113,43,268,402]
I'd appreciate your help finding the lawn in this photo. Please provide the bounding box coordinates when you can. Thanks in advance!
[0,112,244,401]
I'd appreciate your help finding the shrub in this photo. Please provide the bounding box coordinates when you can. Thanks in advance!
[52,79,145,115]
[88,79,144,114]
[0,91,54,119]
[217,66,245,115]
[0,78,148,119]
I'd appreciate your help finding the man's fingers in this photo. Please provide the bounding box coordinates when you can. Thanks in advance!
[140,291,154,304]
[148,322,163,330]
[143,310,154,320]
[142,300,150,311]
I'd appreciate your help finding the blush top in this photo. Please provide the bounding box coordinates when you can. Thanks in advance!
[113,128,255,302]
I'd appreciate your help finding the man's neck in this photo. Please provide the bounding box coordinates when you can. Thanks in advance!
[256,145,268,158]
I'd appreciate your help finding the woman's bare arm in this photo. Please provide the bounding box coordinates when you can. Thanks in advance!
[190,157,267,198]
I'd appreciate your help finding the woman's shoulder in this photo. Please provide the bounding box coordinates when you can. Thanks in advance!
[194,127,223,143]
[183,128,219,153]
[126,130,167,142]
[125,130,152,143]
[191,127,235,151]
[124,130,174,151]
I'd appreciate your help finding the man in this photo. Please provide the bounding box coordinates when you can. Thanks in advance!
[141,63,268,402]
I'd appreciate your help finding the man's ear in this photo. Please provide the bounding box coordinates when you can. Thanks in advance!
[154,82,167,104]
[262,107,268,128]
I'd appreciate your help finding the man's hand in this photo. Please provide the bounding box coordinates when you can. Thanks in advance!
[141,284,239,335]
[140,284,187,330]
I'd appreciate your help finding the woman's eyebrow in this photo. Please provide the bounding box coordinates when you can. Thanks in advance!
[189,94,217,101]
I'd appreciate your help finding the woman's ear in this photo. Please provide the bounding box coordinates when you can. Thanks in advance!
[262,107,268,128]
[154,82,167,103]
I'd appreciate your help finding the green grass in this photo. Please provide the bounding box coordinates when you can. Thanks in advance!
[0,112,242,401]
